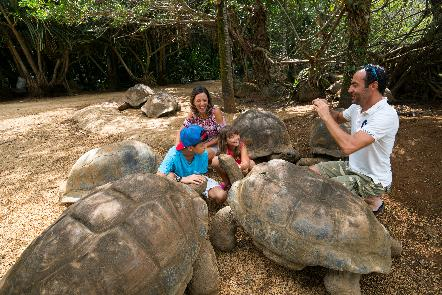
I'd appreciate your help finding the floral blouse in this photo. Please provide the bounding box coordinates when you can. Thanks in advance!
[183,108,225,141]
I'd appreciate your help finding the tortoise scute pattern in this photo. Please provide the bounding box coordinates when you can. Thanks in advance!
[0,173,208,295]
[232,110,296,159]
[310,117,351,158]
[61,140,157,203]
[229,159,392,274]
[125,84,155,107]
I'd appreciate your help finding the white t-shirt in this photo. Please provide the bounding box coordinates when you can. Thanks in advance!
[343,99,399,187]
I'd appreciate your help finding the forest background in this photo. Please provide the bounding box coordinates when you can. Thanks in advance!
[1,0,441,107]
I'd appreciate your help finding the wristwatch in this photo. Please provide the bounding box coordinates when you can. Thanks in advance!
[175,174,182,182]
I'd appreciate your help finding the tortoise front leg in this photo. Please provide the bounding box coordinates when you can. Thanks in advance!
[209,206,237,252]
[188,239,220,295]
[324,269,361,295]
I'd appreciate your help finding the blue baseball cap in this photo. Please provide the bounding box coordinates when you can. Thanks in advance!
[176,125,208,151]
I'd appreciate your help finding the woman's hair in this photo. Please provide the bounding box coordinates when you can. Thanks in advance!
[190,85,214,116]
[218,125,241,158]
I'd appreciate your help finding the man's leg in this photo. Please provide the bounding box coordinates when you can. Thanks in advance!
[310,161,386,213]
[364,196,384,212]
[332,174,385,212]
[309,161,350,178]
[358,181,387,213]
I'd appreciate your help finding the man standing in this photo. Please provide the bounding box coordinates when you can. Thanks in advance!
[310,64,399,215]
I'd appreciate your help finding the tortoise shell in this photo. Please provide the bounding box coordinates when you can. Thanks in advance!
[309,116,350,158]
[228,159,393,274]
[0,173,210,294]
[60,140,157,203]
[232,110,299,162]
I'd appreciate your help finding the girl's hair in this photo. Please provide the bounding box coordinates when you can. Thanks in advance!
[218,125,241,158]
[190,86,214,116]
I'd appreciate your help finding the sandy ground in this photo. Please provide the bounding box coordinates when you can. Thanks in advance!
[0,81,441,294]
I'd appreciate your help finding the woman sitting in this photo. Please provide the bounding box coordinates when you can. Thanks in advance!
[177,85,225,162]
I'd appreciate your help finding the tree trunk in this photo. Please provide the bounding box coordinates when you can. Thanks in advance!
[1,4,52,96]
[217,0,236,113]
[158,44,166,85]
[249,0,272,88]
[107,47,119,90]
[339,0,372,108]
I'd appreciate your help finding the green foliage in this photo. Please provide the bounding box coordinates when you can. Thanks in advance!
[166,31,219,83]
[0,0,438,98]
[370,0,432,51]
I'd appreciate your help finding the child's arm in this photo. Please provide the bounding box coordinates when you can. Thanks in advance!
[239,143,251,171]
[181,174,206,185]
[157,171,205,185]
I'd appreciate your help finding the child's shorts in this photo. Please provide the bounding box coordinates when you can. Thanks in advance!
[202,176,221,198]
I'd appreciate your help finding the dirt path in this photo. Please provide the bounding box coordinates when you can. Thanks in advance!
[0,82,440,294]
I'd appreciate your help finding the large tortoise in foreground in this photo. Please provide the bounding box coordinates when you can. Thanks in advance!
[60,140,157,204]
[211,158,401,295]
[232,109,299,163]
[1,173,219,295]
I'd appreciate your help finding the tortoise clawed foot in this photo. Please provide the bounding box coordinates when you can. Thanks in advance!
[324,270,361,295]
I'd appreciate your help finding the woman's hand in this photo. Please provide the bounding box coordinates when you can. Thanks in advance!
[181,174,206,185]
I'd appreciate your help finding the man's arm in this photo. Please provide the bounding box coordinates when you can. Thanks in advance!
[312,98,374,155]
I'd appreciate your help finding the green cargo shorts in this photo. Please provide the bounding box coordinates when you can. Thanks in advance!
[313,161,388,198]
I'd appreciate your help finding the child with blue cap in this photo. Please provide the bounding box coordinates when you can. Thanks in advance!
[157,125,227,203]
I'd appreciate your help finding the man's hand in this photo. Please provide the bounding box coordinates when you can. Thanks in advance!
[181,174,206,185]
[312,98,332,122]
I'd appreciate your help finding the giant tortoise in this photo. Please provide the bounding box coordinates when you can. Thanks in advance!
[232,109,299,163]
[0,173,219,295]
[141,92,180,118]
[310,114,350,159]
[60,140,157,204]
[211,157,401,295]
[117,84,155,111]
